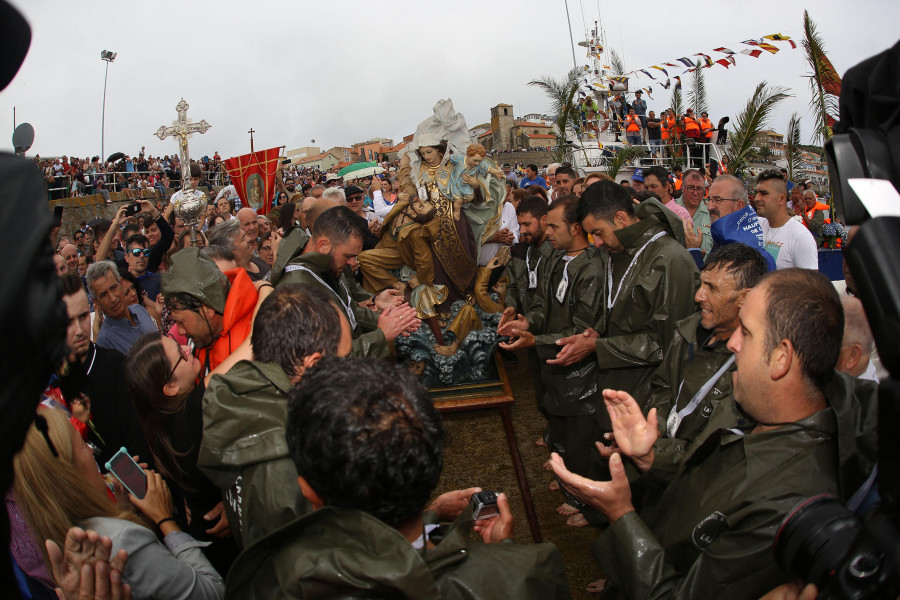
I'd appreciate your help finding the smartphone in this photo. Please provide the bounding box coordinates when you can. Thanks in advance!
[124,203,143,217]
[52,205,64,228]
[105,447,148,499]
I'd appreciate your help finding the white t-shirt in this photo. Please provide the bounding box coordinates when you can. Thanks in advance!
[758,216,818,270]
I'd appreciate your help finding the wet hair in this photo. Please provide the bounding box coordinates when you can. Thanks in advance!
[252,284,342,377]
[703,243,769,291]
[549,195,580,226]
[577,179,635,223]
[516,194,549,218]
[761,269,844,389]
[286,356,445,528]
[312,206,367,244]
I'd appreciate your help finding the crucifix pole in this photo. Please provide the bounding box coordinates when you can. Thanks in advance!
[155,98,211,245]
[249,128,255,153]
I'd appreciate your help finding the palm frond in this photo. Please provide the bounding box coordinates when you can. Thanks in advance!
[727,81,792,178]
[605,146,645,179]
[528,69,582,163]
[689,61,709,114]
[785,113,803,183]
[803,10,842,144]
[670,87,684,116]
[610,49,625,77]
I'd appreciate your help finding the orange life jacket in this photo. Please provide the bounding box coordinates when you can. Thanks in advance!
[661,120,670,140]
[699,117,714,139]
[684,115,701,138]
[626,115,641,133]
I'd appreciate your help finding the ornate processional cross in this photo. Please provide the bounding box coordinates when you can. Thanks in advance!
[155,98,211,190]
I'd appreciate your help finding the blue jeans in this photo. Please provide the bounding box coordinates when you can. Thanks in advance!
[626,134,642,146]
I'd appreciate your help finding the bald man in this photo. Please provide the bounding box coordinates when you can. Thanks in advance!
[837,296,878,381]
[237,207,260,251]
[61,243,79,273]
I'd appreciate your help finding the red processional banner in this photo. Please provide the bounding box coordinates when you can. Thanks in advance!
[222,147,282,215]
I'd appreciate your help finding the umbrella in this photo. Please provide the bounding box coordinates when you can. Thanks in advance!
[338,162,384,180]
[106,152,125,163]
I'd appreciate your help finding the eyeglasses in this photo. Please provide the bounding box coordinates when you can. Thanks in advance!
[684,185,705,193]
[128,248,151,257]
[708,196,740,204]
[260,245,272,252]
[347,195,364,202]
[166,339,190,382]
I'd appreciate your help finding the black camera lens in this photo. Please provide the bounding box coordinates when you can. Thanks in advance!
[774,494,860,588]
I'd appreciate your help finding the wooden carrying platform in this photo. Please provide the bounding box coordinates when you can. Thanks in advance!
[429,355,542,542]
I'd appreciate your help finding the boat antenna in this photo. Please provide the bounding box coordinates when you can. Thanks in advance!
[564,0,578,71]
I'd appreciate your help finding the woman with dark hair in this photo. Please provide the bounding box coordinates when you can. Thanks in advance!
[126,333,239,575]
[277,201,299,236]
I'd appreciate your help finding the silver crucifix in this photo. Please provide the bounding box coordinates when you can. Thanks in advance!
[155,98,211,244]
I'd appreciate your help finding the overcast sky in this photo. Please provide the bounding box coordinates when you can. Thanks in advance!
[2,0,897,161]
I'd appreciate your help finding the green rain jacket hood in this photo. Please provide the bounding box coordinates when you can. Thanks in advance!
[198,360,311,549]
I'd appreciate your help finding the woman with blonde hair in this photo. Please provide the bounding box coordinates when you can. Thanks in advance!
[13,408,224,599]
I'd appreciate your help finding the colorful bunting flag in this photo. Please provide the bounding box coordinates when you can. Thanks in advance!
[741,48,763,58]
[695,53,713,67]
[639,69,656,80]
[713,47,735,54]
[742,39,760,46]
[673,76,682,90]
[715,58,733,68]
[757,42,780,54]
[676,57,694,68]
[664,62,679,68]
[651,66,669,76]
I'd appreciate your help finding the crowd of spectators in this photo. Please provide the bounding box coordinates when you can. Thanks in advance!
[14,151,875,600]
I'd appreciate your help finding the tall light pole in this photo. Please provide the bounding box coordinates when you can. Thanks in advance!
[100,50,117,162]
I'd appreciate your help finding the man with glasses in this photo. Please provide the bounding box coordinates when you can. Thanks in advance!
[124,233,161,300]
[676,169,712,255]
[707,175,776,271]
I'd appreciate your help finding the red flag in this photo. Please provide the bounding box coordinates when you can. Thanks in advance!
[222,147,282,215]
[716,58,732,68]
[741,49,763,58]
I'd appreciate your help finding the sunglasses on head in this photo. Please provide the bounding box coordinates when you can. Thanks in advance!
[128,248,151,257]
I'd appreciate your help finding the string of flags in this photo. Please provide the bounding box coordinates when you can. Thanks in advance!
[586,33,797,98]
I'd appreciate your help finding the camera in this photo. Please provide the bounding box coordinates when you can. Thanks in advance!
[775,495,900,599]
[123,202,142,217]
[471,491,500,520]
[772,40,900,599]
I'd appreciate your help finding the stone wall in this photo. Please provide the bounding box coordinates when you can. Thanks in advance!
[490,150,558,170]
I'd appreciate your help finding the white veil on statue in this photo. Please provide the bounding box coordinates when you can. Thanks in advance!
[400,99,473,194]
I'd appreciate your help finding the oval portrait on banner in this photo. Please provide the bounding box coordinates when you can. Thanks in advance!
[246,174,264,210]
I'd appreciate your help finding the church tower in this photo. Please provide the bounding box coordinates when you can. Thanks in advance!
[490,103,514,151]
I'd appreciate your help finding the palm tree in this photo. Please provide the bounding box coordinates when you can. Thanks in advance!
[688,60,709,115]
[610,49,625,77]
[667,87,686,168]
[528,68,581,164]
[605,146,646,179]
[785,113,803,183]
[726,82,791,178]
[802,10,841,145]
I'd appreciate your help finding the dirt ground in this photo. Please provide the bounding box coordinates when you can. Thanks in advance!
[432,350,606,599]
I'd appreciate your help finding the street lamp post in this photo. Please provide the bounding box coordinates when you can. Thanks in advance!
[100,49,117,162]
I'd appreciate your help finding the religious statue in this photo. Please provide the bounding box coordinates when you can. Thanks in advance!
[357,99,511,385]
[447,143,505,220]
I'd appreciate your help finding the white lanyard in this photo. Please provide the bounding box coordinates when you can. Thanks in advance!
[284,264,357,330]
[607,231,667,309]
[526,247,542,289]
[555,255,576,303]
[666,354,736,438]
